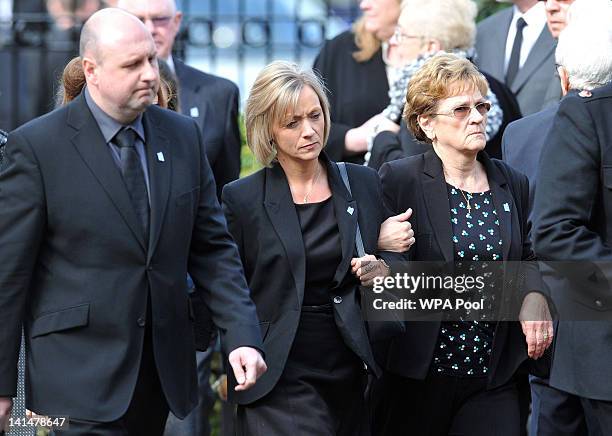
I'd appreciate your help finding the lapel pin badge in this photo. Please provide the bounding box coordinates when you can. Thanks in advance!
[190,107,199,118]
[157,152,165,162]
[503,202,510,212]
[347,206,354,215]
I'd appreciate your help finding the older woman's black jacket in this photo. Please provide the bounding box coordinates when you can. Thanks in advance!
[378,150,544,388]
[222,152,400,404]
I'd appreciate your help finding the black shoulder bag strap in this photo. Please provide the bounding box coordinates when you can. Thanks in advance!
[337,162,366,257]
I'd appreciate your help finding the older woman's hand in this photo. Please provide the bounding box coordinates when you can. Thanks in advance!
[519,292,554,359]
[378,208,415,252]
[351,254,390,287]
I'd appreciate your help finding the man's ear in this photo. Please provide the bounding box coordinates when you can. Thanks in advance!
[558,65,570,97]
[424,38,442,54]
[82,57,98,85]
[418,114,436,141]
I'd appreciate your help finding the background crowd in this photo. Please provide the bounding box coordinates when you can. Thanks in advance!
[1,0,612,435]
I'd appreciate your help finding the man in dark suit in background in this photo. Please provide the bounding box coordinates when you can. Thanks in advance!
[533,1,612,433]
[476,0,560,115]
[117,0,241,199]
[534,82,612,436]
[503,1,612,433]
[0,9,266,435]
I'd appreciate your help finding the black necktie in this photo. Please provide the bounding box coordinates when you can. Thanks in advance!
[113,127,150,241]
[506,17,527,87]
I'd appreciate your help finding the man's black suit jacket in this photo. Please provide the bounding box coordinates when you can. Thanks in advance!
[534,83,612,401]
[502,105,557,214]
[221,153,401,404]
[0,93,262,421]
[379,150,543,388]
[175,59,241,198]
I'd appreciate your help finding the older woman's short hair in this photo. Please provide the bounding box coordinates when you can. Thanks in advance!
[399,0,477,51]
[245,61,331,167]
[555,0,612,91]
[404,53,489,143]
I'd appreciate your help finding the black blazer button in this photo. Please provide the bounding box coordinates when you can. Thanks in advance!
[333,296,342,304]
[137,317,146,327]
[595,299,603,308]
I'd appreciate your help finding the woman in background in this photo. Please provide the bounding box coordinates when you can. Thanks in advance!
[313,0,401,163]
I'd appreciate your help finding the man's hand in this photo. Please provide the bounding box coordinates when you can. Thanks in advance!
[378,208,415,252]
[228,347,267,392]
[351,254,390,287]
[0,397,12,433]
[519,292,554,359]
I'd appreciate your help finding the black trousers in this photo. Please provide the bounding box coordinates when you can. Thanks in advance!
[51,322,169,436]
[372,372,520,436]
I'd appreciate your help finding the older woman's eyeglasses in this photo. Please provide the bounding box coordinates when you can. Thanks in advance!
[390,26,423,44]
[432,102,491,119]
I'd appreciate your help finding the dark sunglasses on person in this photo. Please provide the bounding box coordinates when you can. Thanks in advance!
[433,101,491,119]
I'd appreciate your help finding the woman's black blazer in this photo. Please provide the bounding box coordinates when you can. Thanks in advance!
[378,149,543,388]
[314,31,390,163]
[221,153,395,404]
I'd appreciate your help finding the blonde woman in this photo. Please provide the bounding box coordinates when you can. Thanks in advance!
[222,61,402,435]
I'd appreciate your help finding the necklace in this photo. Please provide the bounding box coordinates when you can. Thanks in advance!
[302,163,321,203]
[443,166,475,211]
[457,187,472,211]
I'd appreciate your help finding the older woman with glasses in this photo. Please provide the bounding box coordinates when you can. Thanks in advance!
[373,53,553,436]
[365,0,521,170]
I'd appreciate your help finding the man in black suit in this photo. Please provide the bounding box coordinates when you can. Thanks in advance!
[534,81,612,436]
[533,2,612,431]
[507,1,612,432]
[0,8,265,435]
[117,0,241,199]
[115,1,242,434]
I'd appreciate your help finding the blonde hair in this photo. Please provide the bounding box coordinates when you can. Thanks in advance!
[399,0,477,51]
[404,53,489,143]
[352,17,382,63]
[245,61,331,167]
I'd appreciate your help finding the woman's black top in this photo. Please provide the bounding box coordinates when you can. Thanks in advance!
[295,197,343,306]
[431,184,501,376]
